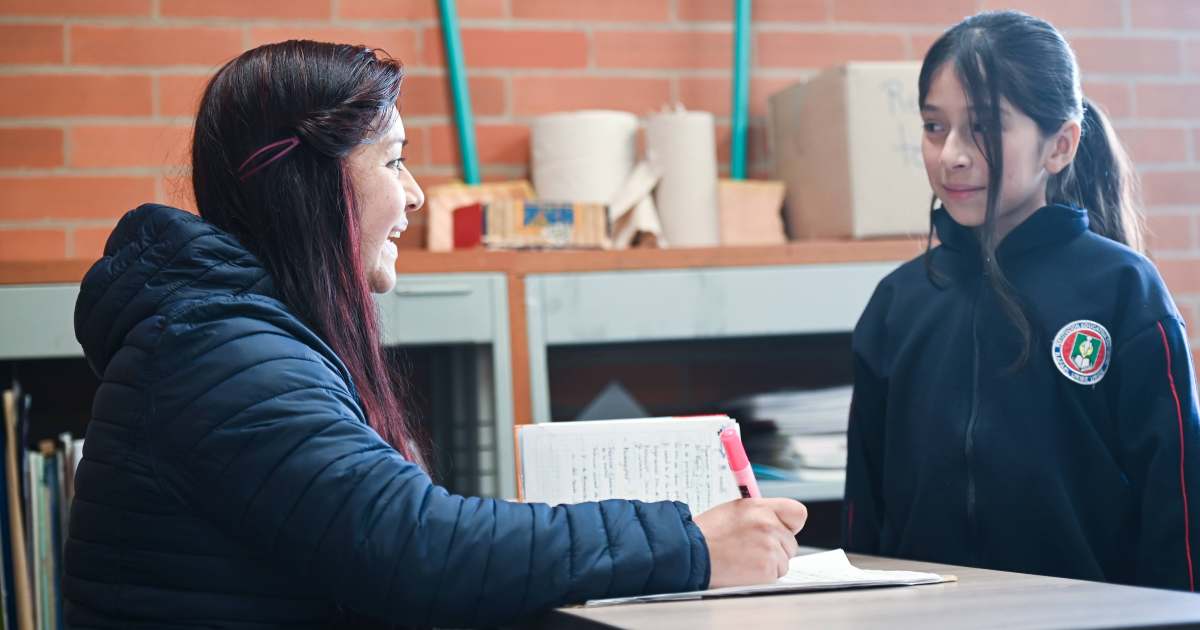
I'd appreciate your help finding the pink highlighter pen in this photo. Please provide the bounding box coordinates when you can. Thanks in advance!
[720,426,761,499]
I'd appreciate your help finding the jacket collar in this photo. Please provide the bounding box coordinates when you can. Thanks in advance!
[933,203,1090,265]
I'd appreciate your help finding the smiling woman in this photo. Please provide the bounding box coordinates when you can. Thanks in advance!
[63,39,809,628]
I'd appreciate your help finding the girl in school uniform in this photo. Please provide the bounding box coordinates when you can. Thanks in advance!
[843,10,1200,590]
[64,40,807,628]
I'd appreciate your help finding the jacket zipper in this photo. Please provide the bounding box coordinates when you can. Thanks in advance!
[965,273,983,564]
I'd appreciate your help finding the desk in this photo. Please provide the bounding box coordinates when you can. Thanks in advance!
[538,553,1200,629]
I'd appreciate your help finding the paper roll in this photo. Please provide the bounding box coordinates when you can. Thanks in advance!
[531,111,639,204]
[645,110,720,247]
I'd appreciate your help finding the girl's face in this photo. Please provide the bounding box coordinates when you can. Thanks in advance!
[346,107,425,294]
[920,64,1078,241]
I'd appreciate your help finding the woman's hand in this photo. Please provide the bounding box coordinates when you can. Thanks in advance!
[694,498,808,589]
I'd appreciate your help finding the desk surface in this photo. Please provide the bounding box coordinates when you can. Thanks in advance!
[538,553,1200,630]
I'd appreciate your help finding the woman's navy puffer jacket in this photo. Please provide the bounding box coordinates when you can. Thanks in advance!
[65,204,710,628]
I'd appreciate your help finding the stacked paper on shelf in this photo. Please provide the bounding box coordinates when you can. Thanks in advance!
[725,386,852,483]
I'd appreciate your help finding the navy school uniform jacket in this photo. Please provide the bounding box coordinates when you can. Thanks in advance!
[65,204,710,628]
[843,204,1200,590]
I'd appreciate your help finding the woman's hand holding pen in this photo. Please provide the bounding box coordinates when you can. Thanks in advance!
[695,498,808,589]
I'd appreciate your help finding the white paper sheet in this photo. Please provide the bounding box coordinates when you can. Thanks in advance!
[585,549,948,607]
[519,416,740,514]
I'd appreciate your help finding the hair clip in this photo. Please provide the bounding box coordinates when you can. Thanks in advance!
[238,136,301,181]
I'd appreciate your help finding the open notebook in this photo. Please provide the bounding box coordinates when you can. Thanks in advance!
[585,549,953,606]
[516,415,741,514]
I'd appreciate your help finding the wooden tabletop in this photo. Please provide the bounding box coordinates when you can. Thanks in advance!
[0,240,923,286]
[536,552,1200,630]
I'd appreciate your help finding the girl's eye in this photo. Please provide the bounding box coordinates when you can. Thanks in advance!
[388,158,406,171]
[922,121,944,134]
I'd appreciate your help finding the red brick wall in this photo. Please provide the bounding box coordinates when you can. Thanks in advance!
[0,0,1197,341]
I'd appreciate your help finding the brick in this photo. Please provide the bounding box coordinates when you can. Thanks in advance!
[425,28,588,69]
[399,125,430,165]
[429,123,529,166]
[1083,82,1133,119]
[409,172,459,188]
[831,0,976,24]
[159,174,197,214]
[1142,171,1200,206]
[0,177,155,221]
[595,31,731,70]
[249,27,419,64]
[0,229,65,261]
[1159,258,1200,293]
[714,122,770,167]
[677,0,825,22]
[911,33,940,61]
[0,75,152,117]
[0,129,63,168]
[1117,127,1189,164]
[511,0,669,21]
[1072,37,1181,76]
[1187,40,1200,75]
[71,125,193,168]
[757,32,906,68]
[400,75,506,118]
[1194,130,1200,161]
[1137,83,1200,119]
[1133,0,1200,30]
[339,0,505,20]
[0,25,63,64]
[512,77,671,116]
[161,0,329,18]
[1145,213,1195,253]
[159,74,210,118]
[72,26,242,67]
[0,0,149,16]
[979,0,1124,29]
[678,76,803,117]
[1180,302,1199,337]
[72,225,115,261]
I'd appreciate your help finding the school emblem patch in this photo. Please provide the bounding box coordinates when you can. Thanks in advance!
[1051,320,1112,385]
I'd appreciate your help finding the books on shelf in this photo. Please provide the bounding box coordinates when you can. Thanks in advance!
[3,381,82,630]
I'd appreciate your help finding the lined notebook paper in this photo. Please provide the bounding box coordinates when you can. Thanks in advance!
[517,415,741,514]
[585,549,952,606]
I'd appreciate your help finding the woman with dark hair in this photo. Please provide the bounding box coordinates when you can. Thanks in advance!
[843,10,1200,590]
[66,41,807,628]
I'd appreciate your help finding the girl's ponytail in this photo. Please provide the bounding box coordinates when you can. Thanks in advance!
[1047,97,1145,253]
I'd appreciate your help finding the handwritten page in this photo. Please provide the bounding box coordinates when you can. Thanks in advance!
[519,416,740,514]
[585,549,950,607]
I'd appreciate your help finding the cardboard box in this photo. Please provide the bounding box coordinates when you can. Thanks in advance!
[769,62,932,239]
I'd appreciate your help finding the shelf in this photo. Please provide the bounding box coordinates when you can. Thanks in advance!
[760,479,845,503]
[0,240,922,286]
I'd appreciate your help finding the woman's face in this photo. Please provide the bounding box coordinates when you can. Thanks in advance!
[920,64,1070,240]
[346,107,425,294]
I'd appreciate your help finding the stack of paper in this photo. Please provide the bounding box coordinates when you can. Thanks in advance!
[585,549,950,606]
[725,387,852,482]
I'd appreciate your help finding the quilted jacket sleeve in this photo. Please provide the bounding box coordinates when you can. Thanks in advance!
[145,298,710,627]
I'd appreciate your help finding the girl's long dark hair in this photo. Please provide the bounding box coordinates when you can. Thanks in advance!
[191,40,425,464]
[919,10,1145,367]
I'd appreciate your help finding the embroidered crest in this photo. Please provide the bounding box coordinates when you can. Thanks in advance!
[1052,320,1112,385]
